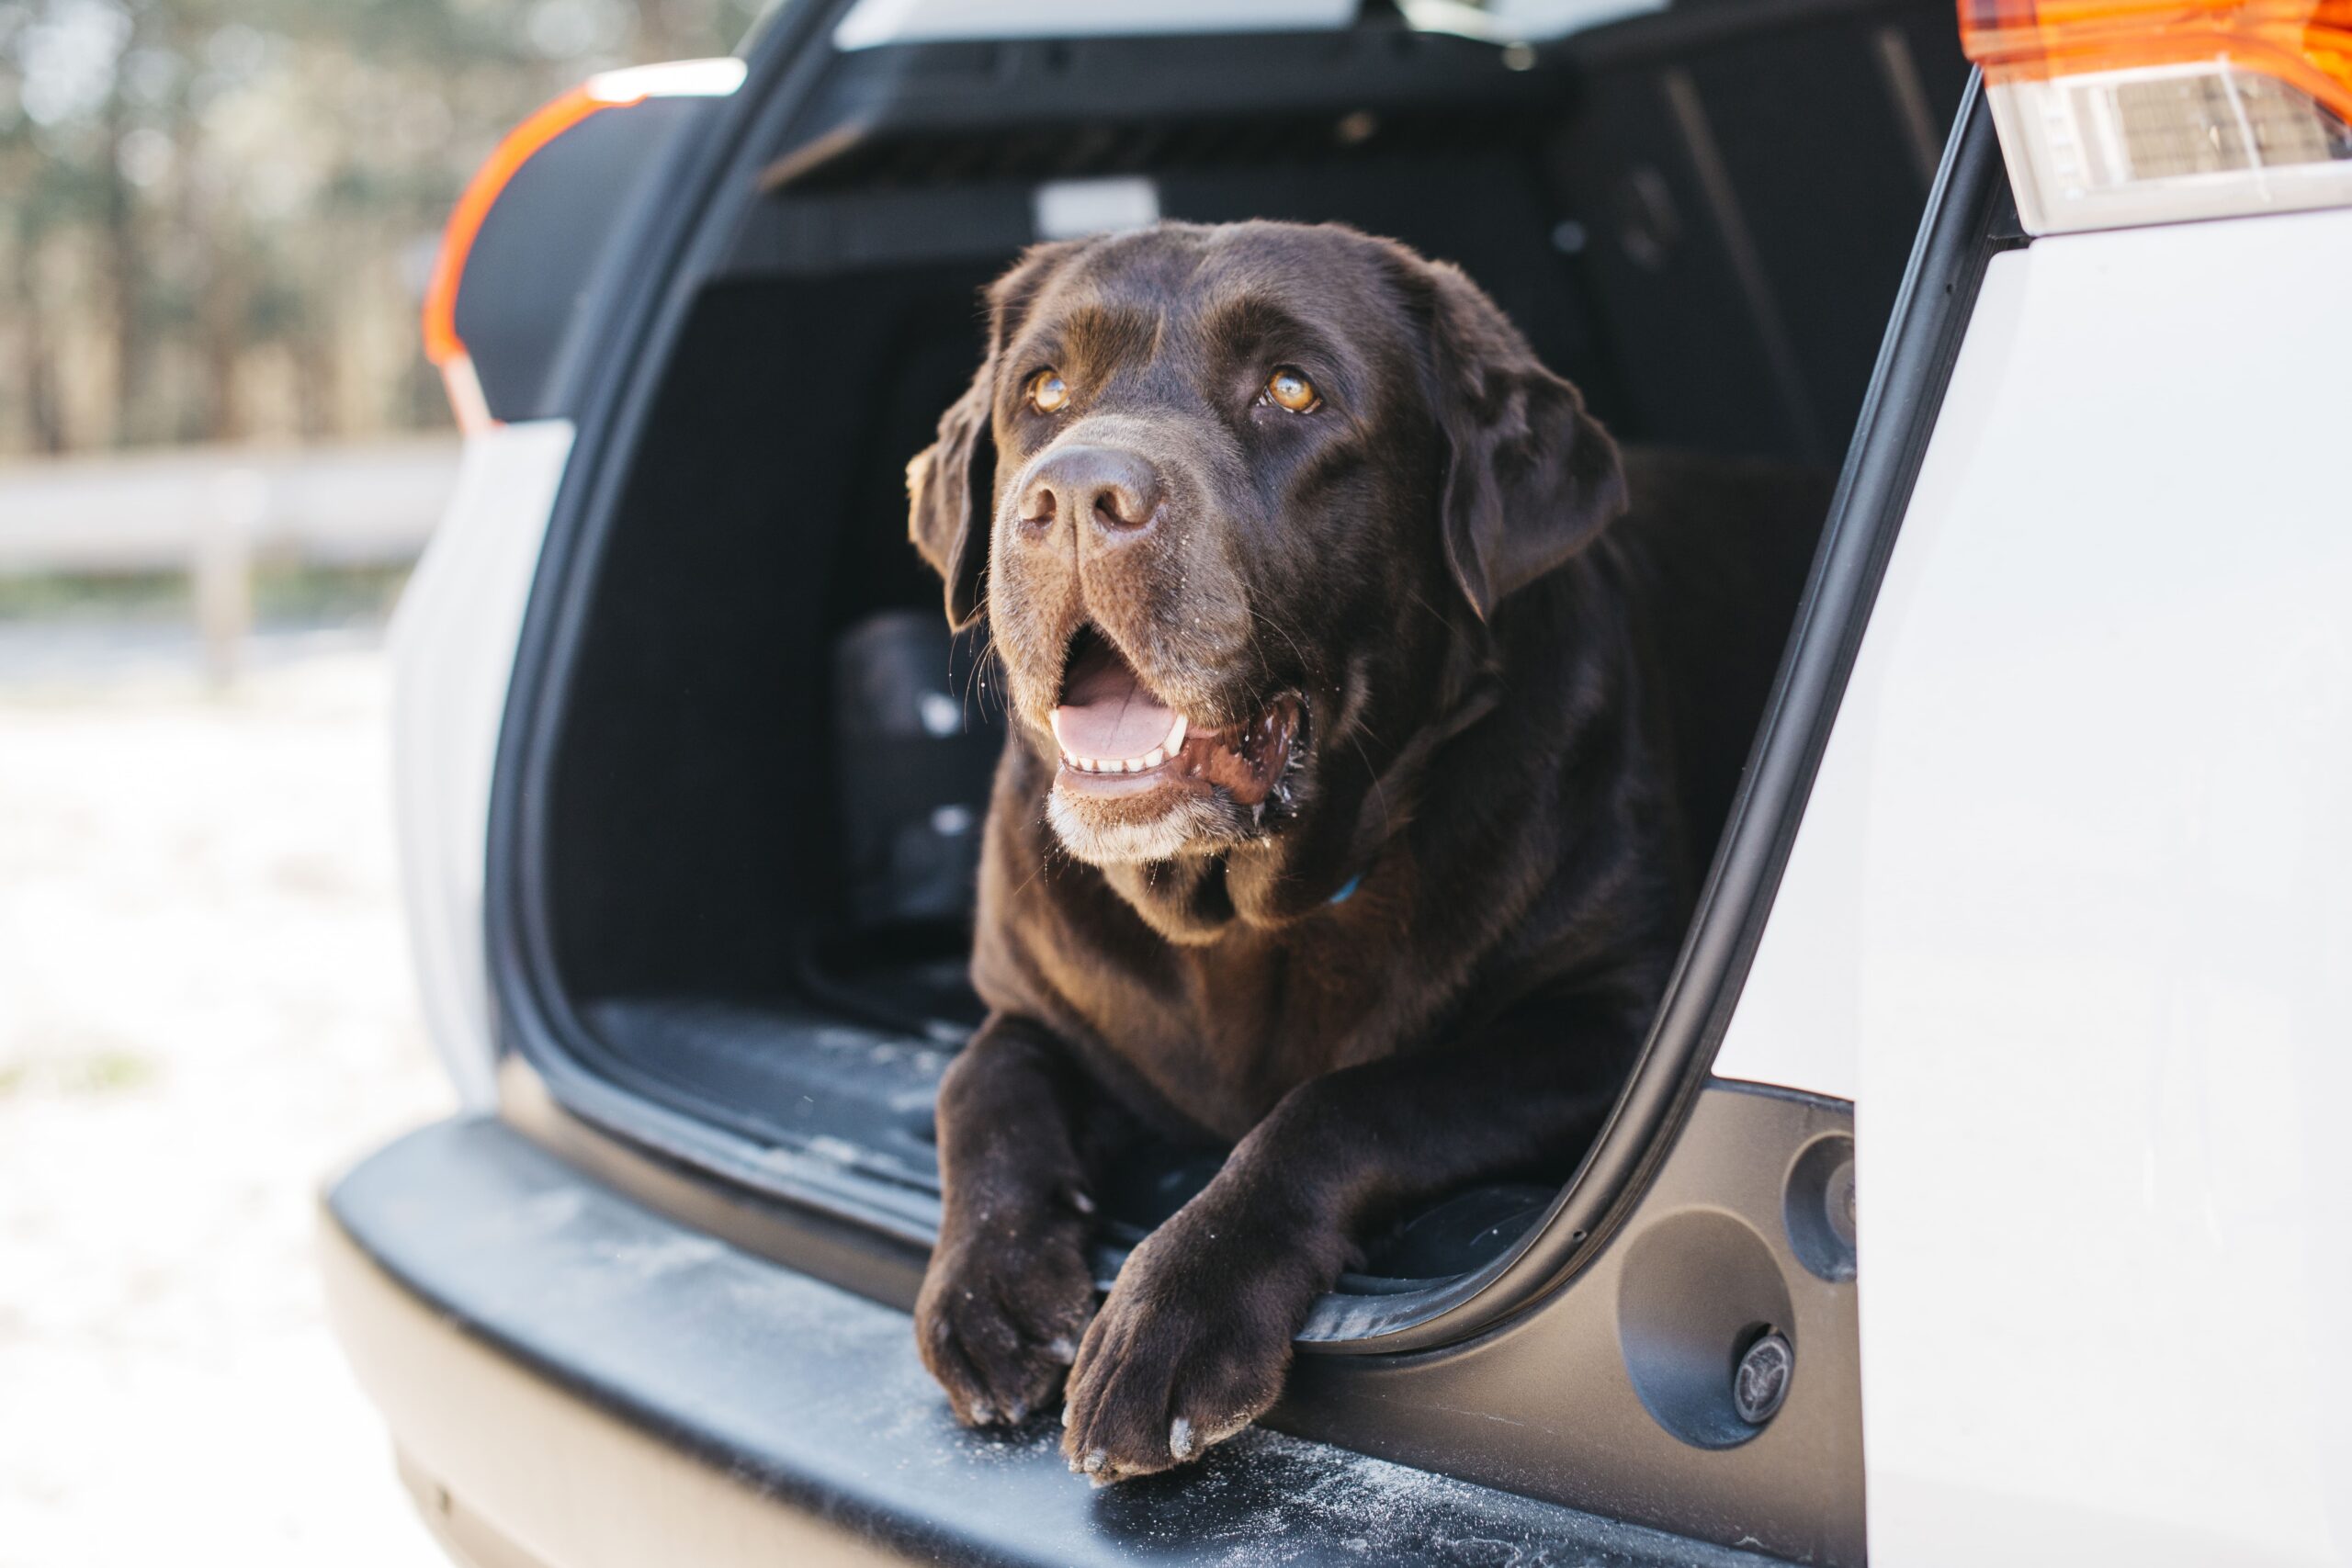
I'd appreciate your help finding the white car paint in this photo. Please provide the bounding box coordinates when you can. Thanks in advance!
[1718,208,2352,1565]
[831,0,1361,51]
[389,420,575,1108]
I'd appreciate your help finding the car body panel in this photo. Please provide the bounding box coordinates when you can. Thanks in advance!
[390,420,575,1106]
[1720,207,2352,1565]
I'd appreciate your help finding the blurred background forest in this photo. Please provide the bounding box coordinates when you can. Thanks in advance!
[0,0,764,458]
[2,9,752,1562]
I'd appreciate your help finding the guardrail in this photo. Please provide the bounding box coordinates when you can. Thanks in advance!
[0,437,462,681]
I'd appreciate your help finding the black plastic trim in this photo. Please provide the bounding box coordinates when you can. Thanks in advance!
[1562,0,1954,68]
[752,27,1572,195]
[325,1115,1795,1568]
[1281,1080,1864,1562]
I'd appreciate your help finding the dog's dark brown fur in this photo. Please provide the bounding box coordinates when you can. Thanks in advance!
[903,220,1797,1483]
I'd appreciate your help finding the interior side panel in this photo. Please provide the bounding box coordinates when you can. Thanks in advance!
[549,269,1000,1000]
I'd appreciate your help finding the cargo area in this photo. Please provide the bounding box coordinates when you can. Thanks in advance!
[514,0,1968,1302]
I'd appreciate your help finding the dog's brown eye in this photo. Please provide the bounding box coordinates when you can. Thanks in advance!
[1027,369,1069,414]
[1264,367,1320,413]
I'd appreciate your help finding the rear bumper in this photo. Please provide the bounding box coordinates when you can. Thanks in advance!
[322,1117,1787,1567]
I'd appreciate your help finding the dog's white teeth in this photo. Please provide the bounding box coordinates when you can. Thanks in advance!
[1165,714,1188,753]
[1064,747,1176,774]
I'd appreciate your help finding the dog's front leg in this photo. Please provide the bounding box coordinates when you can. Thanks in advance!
[915,1013,1102,1427]
[1059,995,1643,1482]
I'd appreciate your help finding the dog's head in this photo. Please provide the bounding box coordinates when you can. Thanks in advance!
[908,220,1623,884]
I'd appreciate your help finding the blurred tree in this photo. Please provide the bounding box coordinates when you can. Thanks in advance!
[0,0,763,457]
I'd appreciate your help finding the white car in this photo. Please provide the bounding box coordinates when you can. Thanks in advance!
[323,1,2352,1563]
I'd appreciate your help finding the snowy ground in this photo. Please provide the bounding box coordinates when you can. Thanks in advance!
[0,611,454,1567]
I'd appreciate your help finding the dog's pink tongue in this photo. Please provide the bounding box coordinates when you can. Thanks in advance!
[1054,639,1174,759]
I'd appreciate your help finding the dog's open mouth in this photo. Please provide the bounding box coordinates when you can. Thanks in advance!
[1050,626,1297,807]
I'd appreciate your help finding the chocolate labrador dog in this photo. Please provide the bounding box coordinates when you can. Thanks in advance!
[903,220,1804,1483]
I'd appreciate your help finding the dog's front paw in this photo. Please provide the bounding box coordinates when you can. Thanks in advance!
[916,1196,1098,1428]
[1059,1204,1321,1483]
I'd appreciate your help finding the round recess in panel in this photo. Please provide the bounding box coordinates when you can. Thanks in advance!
[1783,1133,1859,1282]
[1615,1209,1795,1450]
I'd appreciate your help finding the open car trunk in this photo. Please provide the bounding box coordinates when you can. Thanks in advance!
[477,13,1983,1551]
[514,0,1965,1310]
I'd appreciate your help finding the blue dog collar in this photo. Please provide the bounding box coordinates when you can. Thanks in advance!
[1328,873,1363,907]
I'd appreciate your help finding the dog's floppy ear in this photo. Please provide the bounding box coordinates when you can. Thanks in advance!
[1419,260,1626,621]
[906,366,994,632]
[907,243,1074,631]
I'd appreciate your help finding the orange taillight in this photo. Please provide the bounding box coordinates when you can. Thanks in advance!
[1962,0,2352,116]
[419,60,743,433]
[420,84,640,431]
[1960,0,2352,231]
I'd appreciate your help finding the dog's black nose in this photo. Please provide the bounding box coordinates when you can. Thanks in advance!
[1018,446,1163,537]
